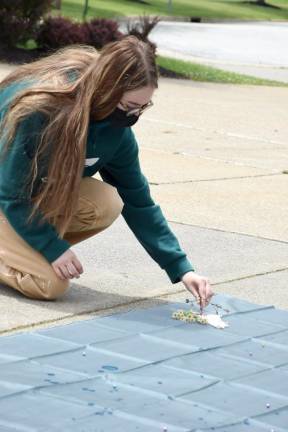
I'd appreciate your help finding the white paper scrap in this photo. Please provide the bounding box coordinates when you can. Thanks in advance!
[203,314,229,329]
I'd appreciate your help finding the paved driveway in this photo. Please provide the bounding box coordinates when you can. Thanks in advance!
[146,21,288,82]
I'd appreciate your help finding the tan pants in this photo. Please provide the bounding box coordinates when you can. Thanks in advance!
[0,177,124,301]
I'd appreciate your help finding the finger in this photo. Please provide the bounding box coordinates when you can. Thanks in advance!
[70,262,81,278]
[72,259,83,275]
[205,284,215,306]
[60,264,72,280]
[52,265,65,281]
[206,294,215,307]
[198,280,207,309]
[185,283,201,303]
[66,262,80,278]
[206,287,214,301]
[200,283,209,307]
[202,279,214,307]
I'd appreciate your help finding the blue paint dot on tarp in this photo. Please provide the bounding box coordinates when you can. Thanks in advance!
[47,373,55,376]
[101,365,119,371]
[44,379,59,384]
[94,407,112,416]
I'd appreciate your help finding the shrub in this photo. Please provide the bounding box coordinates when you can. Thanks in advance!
[36,16,123,50]
[84,18,123,50]
[36,16,90,49]
[0,0,52,48]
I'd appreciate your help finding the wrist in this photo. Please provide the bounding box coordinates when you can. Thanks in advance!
[180,270,194,282]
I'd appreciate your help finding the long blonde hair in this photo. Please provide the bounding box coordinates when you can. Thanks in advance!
[0,35,158,237]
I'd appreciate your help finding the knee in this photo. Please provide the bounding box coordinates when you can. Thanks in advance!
[98,185,124,227]
[106,187,124,224]
[77,180,124,231]
[34,274,70,301]
[44,277,70,300]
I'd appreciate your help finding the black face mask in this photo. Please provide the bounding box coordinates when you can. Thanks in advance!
[104,107,140,128]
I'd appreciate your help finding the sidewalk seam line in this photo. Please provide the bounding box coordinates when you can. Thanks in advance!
[149,172,282,185]
[167,219,288,245]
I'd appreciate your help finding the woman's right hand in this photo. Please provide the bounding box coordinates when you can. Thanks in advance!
[52,249,84,280]
[181,271,215,312]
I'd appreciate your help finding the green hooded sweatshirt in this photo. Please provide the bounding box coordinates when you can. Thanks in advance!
[0,77,195,284]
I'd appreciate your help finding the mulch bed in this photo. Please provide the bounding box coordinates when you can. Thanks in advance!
[0,45,46,64]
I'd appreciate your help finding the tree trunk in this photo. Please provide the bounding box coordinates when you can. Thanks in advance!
[83,0,89,20]
[54,0,61,9]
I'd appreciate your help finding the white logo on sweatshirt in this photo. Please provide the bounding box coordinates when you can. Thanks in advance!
[84,157,100,167]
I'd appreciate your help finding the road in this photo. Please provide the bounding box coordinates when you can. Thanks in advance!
[120,21,288,82]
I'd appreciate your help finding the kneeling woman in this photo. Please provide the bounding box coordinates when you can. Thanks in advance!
[0,35,213,310]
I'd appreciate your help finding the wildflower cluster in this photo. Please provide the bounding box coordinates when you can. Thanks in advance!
[172,309,208,324]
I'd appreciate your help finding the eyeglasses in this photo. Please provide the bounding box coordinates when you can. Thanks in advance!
[119,100,154,117]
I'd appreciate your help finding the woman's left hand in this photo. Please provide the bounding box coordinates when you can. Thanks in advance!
[180,271,215,312]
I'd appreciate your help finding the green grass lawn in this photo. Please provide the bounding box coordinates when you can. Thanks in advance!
[156,56,288,87]
[53,0,288,21]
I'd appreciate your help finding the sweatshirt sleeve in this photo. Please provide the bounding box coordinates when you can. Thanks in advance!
[0,111,71,263]
[98,127,195,284]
